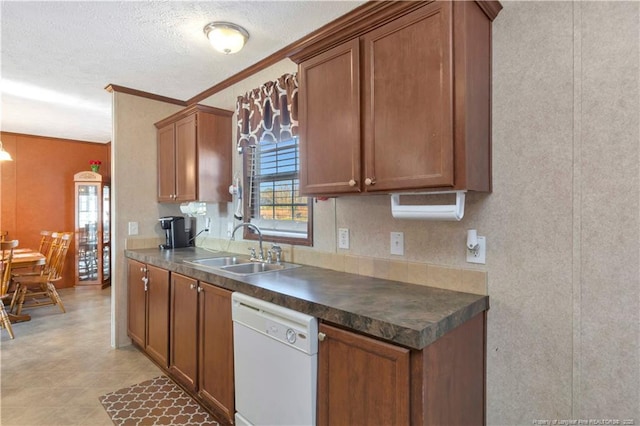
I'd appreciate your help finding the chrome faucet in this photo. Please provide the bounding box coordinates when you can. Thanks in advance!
[231,223,264,261]
[269,244,282,264]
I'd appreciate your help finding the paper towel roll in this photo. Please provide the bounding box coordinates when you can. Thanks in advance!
[390,192,465,221]
[180,202,206,217]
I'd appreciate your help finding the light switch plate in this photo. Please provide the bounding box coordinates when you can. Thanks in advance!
[128,221,139,236]
[338,228,350,250]
[466,236,486,264]
[390,232,404,256]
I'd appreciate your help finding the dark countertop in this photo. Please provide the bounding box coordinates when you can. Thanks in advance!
[125,247,488,350]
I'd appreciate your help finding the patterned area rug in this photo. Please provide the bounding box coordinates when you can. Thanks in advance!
[99,375,219,425]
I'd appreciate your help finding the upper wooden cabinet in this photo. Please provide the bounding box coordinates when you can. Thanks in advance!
[294,1,501,196]
[155,104,233,203]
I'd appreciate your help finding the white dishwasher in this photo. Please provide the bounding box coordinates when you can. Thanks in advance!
[232,292,318,426]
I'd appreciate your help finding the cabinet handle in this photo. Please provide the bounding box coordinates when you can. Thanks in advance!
[190,283,196,290]
[364,177,375,186]
[318,332,326,342]
[348,179,357,187]
[142,276,148,291]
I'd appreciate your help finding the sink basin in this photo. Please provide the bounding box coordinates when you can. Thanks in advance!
[184,256,300,276]
[220,262,300,275]
[185,257,252,268]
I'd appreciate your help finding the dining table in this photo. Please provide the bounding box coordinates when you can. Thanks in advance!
[1,248,46,322]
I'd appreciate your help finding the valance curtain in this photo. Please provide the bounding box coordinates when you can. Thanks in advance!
[235,72,298,150]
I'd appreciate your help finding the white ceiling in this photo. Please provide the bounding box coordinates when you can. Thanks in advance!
[0,1,365,143]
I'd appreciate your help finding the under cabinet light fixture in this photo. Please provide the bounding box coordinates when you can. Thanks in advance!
[0,141,13,161]
[203,21,249,54]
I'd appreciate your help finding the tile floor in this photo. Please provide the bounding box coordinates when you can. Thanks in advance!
[0,287,162,425]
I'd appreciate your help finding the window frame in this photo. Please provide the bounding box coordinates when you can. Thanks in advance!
[241,138,313,247]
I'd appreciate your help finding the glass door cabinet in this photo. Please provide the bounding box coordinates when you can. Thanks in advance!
[74,171,110,288]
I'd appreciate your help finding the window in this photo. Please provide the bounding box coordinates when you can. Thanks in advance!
[243,137,312,245]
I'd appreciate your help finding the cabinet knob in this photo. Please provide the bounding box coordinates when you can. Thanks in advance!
[318,332,326,342]
[348,179,357,187]
[364,177,375,186]
[190,283,196,290]
[197,286,203,293]
[140,267,147,273]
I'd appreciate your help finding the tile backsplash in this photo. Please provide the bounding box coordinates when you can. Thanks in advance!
[126,236,487,295]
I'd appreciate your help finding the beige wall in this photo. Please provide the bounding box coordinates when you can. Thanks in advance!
[111,1,639,422]
[111,92,182,346]
[489,2,639,422]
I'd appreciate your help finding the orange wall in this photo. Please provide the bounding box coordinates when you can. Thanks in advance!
[0,132,111,288]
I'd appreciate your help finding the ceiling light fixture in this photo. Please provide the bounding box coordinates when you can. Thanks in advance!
[0,141,13,161]
[203,22,249,55]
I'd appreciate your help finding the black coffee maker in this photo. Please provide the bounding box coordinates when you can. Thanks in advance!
[159,216,188,249]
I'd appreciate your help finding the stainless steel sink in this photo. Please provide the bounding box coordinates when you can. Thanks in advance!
[184,256,300,275]
[220,262,300,275]
[185,256,252,268]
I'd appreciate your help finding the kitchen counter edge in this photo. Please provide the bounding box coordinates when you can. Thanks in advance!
[125,247,488,350]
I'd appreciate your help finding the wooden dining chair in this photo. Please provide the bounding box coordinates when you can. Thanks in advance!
[11,233,70,316]
[11,231,60,280]
[1,240,19,339]
[37,230,53,256]
[8,232,62,309]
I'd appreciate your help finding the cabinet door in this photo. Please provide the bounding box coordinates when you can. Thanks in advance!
[126,259,146,348]
[299,39,361,195]
[157,124,176,202]
[145,265,170,367]
[317,323,410,426]
[169,273,198,391]
[198,282,234,423]
[195,112,233,203]
[174,114,197,202]
[362,2,454,192]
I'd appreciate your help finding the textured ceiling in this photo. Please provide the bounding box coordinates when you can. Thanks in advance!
[0,1,365,143]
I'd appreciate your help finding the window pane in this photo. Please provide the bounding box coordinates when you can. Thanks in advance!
[248,137,310,239]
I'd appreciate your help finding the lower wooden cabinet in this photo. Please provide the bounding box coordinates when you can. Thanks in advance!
[169,273,199,390]
[127,259,146,348]
[127,260,486,426]
[169,273,235,424]
[126,259,169,367]
[128,265,234,424]
[317,322,411,426]
[318,313,486,426]
[197,282,234,423]
[146,265,170,366]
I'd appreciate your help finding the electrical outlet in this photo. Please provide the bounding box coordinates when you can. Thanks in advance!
[338,228,350,249]
[390,232,404,256]
[466,236,486,264]
[128,221,138,236]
